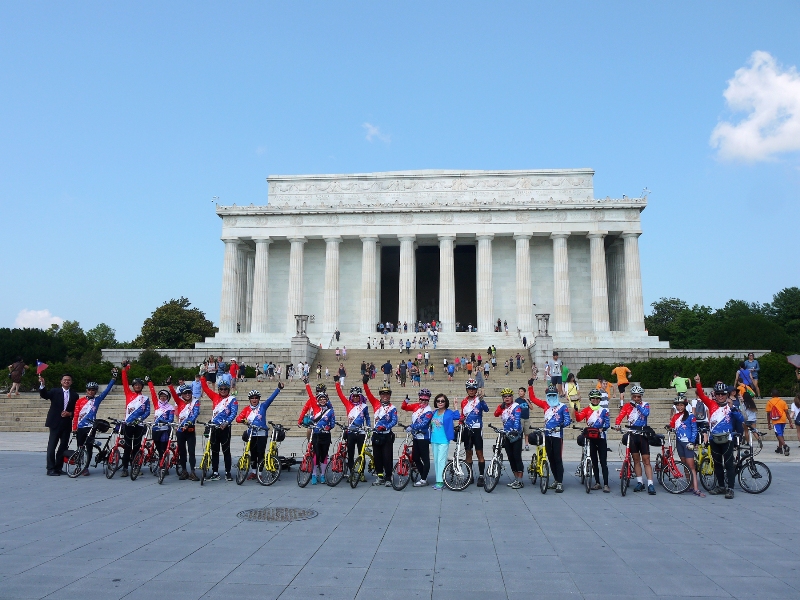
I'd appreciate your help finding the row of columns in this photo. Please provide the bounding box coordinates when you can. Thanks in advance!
[218,231,645,337]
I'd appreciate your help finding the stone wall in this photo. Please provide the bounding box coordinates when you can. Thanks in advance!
[551,348,769,373]
[101,345,318,369]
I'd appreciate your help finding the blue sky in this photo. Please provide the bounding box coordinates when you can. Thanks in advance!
[1,3,798,341]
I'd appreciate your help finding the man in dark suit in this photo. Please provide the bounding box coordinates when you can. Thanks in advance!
[39,373,79,476]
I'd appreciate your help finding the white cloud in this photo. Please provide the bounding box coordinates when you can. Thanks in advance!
[710,51,800,162]
[362,122,391,144]
[15,309,64,329]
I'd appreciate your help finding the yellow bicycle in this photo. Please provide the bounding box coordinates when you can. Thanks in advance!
[527,428,552,494]
[696,440,715,491]
[198,421,222,486]
[261,421,289,486]
[348,427,375,488]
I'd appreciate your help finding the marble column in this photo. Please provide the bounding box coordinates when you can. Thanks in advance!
[376,242,382,325]
[398,235,416,327]
[286,237,306,335]
[438,235,456,333]
[476,234,494,333]
[622,232,645,332]
[250,238,271,334]
[606,239,627,331]
[244,248,255,332]
[587,232,610,332]
[360,236,379,335]
[323,236,342,337]
[514,234,532,333]
[218,237,241,334]
[551,233,572,333]
[236,243,248,333]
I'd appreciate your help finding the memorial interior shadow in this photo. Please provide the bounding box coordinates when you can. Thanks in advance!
[454,245,477,330]
[416,246,440,323]
[380,246,399,325]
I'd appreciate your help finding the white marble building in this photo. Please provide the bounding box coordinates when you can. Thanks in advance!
[197,169,667,351]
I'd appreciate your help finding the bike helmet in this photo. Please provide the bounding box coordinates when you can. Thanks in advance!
[316,383,327,393]
[349,386,363,397]
[713,382,727,395]
[85,381,99,390]
[178,385,193,395]
[131,378,145,387]
[546,384,558,395]
[588,389,602,400]
[673,397,687,406]
[158,389,170,399]
[378,385,392,396]
[316,391,329,402]
[629,384,644,396]
[465,379,479,390]
[419,388,432,399]
[500,388,514,397]
[247,390,261,399]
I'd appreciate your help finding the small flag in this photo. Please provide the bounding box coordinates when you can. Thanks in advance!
[36,360,49,375]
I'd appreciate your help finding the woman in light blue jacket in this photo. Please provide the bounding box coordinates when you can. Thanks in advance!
[430,393,460,490]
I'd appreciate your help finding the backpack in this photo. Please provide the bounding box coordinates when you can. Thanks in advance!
[770,406,782,422]
[694,401,706,420]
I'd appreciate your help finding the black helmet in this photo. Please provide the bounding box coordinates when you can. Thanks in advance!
[378,385,392,396]
[85,381,99,390]
[546,384,558,395]
[131,378,145,387]
[588,389,602,400]
[316,383,327,393]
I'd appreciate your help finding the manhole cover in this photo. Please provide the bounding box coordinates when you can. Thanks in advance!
[237,507,319,522]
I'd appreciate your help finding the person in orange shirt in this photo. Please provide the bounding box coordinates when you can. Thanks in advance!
[611,363,631,407]
[765,389,794,456]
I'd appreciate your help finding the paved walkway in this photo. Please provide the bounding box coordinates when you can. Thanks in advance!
[1,451,799,599]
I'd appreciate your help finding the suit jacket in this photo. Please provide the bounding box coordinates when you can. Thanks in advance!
[40,386,79,429]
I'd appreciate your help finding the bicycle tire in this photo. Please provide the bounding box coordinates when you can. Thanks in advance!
[620,461,630,496]
[410,468,421,484]
[580,454,586,485]
[260,453,282,486]
[324,455,346,487]
[483,458,500,493]
[130,450,144,481]
[660,461,692,494]
[584,459,592,494]
[443,460,472,491]
[748,435,763,457]
[175,463,185,478]
[236,456,248,485]
[528,455,537,485]
[199,454,210,486]
[66,447,86,478]
[158,449,171,484]
[149,456,159,476]
[698,457,716,492]
[391,459,411,491]
[539,459,550,494]
[738,459,771,494]
[654,453,663,484]
[106,448,120,479]
[350,456,364,488]
[297,454,313,488]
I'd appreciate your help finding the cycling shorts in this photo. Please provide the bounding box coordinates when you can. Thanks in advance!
[618,383,628,394]
[463,428,484,452]
[676,440,695,460]
[628,431,650,456]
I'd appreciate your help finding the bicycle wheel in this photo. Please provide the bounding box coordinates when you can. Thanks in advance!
[698,457,716,492]
[483,458,500,493]
[751,436,763,457]
[199,454,210,486]
[738,459,771,494]
[391,458,412,491]
[149,455,159,476]
[654,453,663,484]
[410,467,421,484]
[620,461,630,496]
[584,459,592,494]
[297,454,313,488]
[539,459,550,494]
[324,455,346,487]
[661,461,692,494]
[66,447,86,478]
[528,455,537,484]
[444,460,472,491]
[130,450,144,481]
[350,456,364,488]
[105,447,120,479]
[175,463,185,478]
[158,449,171,484]
[236,454,248,485]
[580,454,586,485]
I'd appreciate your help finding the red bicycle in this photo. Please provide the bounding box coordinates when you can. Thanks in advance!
[615,427,645,496]
[131,423,156,481]
[297,424,315,487]
[391,424,420,491]
[105,418,127,479]
[157,423,183,484]
[325,423,349,487]
[654,427,692,494]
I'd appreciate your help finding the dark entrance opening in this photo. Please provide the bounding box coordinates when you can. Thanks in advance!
[416,246,440,323]
[380,246,400,325]
[454,245,477,331]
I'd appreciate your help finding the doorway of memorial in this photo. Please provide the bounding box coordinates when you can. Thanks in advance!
[415,246,439,324]
[454,245,477,331]
[380,246,399,327]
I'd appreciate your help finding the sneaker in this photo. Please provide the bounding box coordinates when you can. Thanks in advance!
[555,483,563,493]
[591,483,601,490]
[510,481,523,489]
[372,478,385,486]
[476,476,484,487]
[413,480,427,487]
[725,488,734,499]
[603,485,610,493]
[507,481,517,487]
[633,482,644,492]
[775,446,783,453]
[708,486,725,495]
[179,471,189,481]
[784,446,790,456]
[225,473,233,482]
[209,472,220,481]
[311,475,317,485]
[319,475,326,484]
[188,471,200,482]
[385,480,392,487]
[432,483,443,490]
[82,469,90,476]
[525,445,530,451]
[120,470,129,478]
[547,482,557,490]
[647,484,656,495]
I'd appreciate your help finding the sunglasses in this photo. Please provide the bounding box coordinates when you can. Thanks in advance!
[435,399,445,403]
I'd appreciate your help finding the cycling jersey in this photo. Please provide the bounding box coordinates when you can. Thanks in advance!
[460,396,489,429]
[148,381,174,432]
[334,382,371,431]
[201,377,239,426]
[298,384,333,426]
[236,386,282,434]
[574,406,610,439]
[120,367,151,424]
[73,378,116,430]
[669,412,697,443]
[401,399,433,440]
[169,385,200,428]
[304,404,336,433]
[363,383,398,432]
[493,401,522,433]
[527,387,571,437]
[695,382,744,438]
[615,401,650,428]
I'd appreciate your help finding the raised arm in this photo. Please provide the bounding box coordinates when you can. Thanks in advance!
[401,398,421,412]
[335,381,354,412]
[120,365,135,401]
[262,383,283,411]
[574,406,591,423]
[527,381,548,411]
[147,381,157,404]
[693,376,715,413]
[201,376,221,405]
[363,382,381,411]
[96,376,116,406]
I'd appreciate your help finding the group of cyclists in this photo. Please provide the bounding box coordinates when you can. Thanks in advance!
[52,361,768,500]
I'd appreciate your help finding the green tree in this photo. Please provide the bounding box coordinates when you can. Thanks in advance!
[644,298,690,342]
[47,320,90,361]
[86,323,118,350]
[134,297,217,349]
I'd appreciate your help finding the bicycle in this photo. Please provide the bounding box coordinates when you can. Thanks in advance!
[197,421,222,486]
[297,424,316,487]
[483,424,507,493]
[744,425,764,456]
[653,427,692,494]
[349,426,376,488]
[527,428,554,494]
[443,424,471,491]
[261,421,289,486]
[390,425,420,491]
[325,423,349,487]
[235,424,269,484]
[105,418,129,479]
[616,428,646,496]
[131,423,155,481]
[65,418,112,478]
[734,437,772,494]
[572,425,594,494]
[157,423,182,484]
[696,439,715,491]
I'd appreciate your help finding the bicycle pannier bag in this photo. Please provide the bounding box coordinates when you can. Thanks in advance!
[585,427,600,440]
[94,418,111,433]
[527,431,543,447]
[712,432,730,444]
[276,427,286,442]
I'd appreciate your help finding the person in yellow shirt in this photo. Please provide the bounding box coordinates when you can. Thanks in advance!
[764,389,794,456]
[611,363,632,407]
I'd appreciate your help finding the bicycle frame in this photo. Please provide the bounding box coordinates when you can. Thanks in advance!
[198,421,222,485]
[349,427,375,487]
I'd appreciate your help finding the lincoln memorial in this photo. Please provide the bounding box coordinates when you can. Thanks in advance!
[197,169,667,351]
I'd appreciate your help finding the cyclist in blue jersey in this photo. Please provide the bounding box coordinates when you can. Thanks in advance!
[614,384,655,495]
[528,382,571,492]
